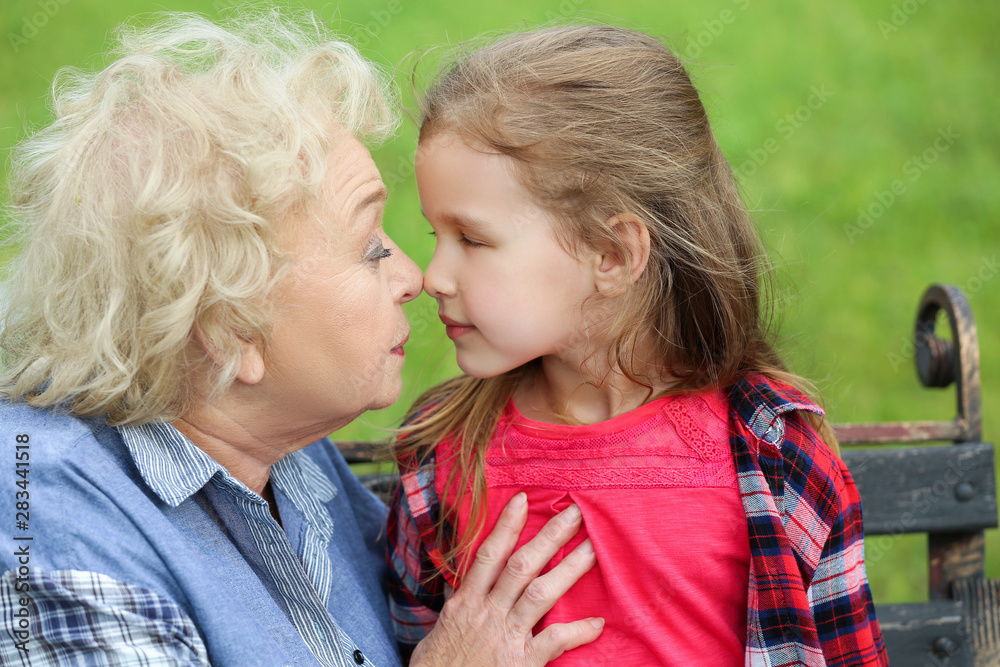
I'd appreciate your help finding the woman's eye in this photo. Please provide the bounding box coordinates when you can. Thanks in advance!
[367,240,393,262]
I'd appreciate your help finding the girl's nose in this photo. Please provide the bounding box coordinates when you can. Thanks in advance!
[422,248,455,299]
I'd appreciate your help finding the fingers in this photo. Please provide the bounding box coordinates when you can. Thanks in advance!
[509,538,596,630]
[488,504,584,610]
[530,617,605,665]
[413,501,603,667]
[460,492,528,599]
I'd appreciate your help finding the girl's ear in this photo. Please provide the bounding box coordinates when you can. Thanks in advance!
[593,213,651,295]
[193,325,266,386]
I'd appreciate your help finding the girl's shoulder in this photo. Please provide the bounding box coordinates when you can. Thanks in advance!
[726,373,825,445]
[728,373,851,517]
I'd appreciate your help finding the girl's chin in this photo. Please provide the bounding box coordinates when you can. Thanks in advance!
[455,354,519,380]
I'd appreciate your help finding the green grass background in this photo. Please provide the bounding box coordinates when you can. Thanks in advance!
[2,0,997,607]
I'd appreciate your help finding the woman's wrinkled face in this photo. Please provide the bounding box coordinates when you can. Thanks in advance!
[263,130,421,433]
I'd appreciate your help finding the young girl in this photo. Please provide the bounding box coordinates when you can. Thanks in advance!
[387,25,887,666]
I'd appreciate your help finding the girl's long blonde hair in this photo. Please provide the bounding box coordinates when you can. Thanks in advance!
[395,24,837,578]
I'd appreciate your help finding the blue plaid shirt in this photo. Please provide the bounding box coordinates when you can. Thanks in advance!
[0,404,400,666]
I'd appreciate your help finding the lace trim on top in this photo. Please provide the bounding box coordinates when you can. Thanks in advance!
[480,388,735,491]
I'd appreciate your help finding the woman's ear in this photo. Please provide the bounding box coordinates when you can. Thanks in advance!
[593,213,651,295]
[233,339,266,386]
[193,325,266,386]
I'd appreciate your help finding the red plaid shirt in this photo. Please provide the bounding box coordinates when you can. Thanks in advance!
[387,374,888,666]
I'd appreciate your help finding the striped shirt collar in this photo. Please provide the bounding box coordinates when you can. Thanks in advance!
[117,421,337,512]
[117,422,360,666]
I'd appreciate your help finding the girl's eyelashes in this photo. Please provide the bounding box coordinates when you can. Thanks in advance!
[427,229,485,248]
[457,235,484,248]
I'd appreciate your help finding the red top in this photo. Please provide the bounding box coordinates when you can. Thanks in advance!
[435,387,750,665]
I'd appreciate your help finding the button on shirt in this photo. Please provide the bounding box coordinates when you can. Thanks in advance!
[0,404,399,666]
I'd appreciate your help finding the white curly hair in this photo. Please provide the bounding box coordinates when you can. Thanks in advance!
[0,9,398,424]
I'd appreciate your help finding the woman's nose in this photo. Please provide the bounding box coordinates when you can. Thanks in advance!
[390,240,423,304]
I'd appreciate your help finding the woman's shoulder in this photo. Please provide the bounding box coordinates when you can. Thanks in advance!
[0,403,177,579]
[0,400,125,474]
[0,403,175,532]
[1,399,102,438]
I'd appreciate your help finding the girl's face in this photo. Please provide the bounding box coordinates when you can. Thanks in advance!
[416,132,598,378]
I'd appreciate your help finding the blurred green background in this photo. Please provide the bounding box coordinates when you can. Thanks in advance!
[2,0,997,608]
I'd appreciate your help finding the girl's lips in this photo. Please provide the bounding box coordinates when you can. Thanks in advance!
[439,315,475,340]
[445,324,475,340]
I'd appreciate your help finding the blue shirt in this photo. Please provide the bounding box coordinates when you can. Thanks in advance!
[0,401,402,666]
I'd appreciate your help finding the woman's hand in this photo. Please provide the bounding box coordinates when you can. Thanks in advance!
[409,493,603,666]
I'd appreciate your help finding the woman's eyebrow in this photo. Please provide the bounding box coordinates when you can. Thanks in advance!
[354,186,388,234]
[358,186,388,214]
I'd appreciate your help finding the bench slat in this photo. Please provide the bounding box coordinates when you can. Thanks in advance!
[841,443,997,535]
[835,419,967,445]
[878,601,973,666]
[344,443,999,536]
[337,441,383,464]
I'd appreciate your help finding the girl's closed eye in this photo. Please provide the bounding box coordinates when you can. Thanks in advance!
[428,229,486,248]
[457,234,485,248]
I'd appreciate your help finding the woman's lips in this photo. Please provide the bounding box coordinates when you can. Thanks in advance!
[391,333,409,356]
[440,315,475,340]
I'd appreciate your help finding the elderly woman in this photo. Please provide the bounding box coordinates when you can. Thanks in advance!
[0,12,601,666]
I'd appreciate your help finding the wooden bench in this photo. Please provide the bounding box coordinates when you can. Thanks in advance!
[834,284,999,666]
[337,283,999,666]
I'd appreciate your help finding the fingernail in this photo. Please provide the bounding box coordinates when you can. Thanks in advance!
[510,492,527,510]
[589,617,605,629]
[579,538,594,554]
[561,504,582,524]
